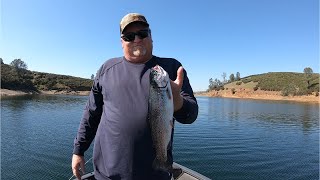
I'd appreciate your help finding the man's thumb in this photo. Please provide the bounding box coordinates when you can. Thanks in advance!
[175,66,184,85]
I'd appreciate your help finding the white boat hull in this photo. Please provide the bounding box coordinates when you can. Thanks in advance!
[75,162,211,180]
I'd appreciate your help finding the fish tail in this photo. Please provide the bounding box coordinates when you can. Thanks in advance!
[152,158,172,171]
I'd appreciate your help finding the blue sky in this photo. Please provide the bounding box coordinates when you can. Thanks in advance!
[1,0,319,91]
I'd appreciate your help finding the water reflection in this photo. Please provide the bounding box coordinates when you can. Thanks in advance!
[301,105,316,133]
[2,95,319,180]
[1,95,31,110]
[198,96,319,133]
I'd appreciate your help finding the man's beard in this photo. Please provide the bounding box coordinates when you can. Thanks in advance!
[132,46,146,57]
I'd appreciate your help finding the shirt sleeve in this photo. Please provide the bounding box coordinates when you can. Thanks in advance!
[73,66,104,156]
[173,68,199,124]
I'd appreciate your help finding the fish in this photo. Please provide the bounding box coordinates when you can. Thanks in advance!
[148,65,174,171]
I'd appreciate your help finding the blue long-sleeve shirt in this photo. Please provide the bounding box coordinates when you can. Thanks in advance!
[73,56,198,180]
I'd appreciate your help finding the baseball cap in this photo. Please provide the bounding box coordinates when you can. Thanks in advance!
[120,13,149,34]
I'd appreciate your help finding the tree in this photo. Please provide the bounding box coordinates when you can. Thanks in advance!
[229,73,235,82]
[91,74,95,80]
[0,58,3,64]
[303,67,313,74]
[216,78,223,86]
[208,78,214,90]
[303,67,313,88]
[10,59,28,70]
[222,72,227,84]
[235,72,241,81]
[208,78,223,91]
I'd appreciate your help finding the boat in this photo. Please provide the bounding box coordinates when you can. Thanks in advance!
[171,162,211,180]
[74,162,211,180]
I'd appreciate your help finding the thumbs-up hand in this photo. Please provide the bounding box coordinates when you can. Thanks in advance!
[170,66,184,112]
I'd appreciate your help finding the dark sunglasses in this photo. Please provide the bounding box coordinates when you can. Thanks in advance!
[121,29,149,42]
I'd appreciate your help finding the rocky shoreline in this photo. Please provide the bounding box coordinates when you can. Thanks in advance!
[0,89,90,97]
[1,88,319,104]
[196,89,319,104]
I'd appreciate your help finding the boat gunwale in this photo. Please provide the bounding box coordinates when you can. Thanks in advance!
[74,162,211,180]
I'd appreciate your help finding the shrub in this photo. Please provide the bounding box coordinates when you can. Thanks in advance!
[231,88,236,94]
[281,84,296,96]
[242,78,251,84]
[307,89,313,95]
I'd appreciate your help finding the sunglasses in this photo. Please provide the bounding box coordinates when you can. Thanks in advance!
[121,29,149,42]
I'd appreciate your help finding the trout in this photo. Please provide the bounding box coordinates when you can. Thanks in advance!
[149,65,174,171]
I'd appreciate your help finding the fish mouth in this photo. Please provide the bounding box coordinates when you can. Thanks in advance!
[152,65,166,76]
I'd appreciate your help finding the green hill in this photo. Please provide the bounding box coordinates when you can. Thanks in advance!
[2,63,319,97]
[224,72,319,96]
[1,63,92,92]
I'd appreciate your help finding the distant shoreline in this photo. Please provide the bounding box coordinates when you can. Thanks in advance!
[196,89,319,104]
[0,89,90,97]
[1,88,319,104]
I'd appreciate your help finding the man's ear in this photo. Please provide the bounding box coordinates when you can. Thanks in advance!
[149,34,153,43]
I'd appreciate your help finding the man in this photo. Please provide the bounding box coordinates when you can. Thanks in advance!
[72,13,198,180]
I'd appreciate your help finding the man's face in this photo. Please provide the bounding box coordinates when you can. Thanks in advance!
[121,22,153,63]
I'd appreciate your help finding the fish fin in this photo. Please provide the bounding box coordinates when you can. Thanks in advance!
[166,88,172,100]
[153,158,172,171]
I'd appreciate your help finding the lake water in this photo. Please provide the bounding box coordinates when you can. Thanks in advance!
[1,95,319,179]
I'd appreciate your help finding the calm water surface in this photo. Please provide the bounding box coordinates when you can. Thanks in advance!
[1,95,319,179]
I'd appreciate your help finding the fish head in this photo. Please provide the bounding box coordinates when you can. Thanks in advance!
[150,65,170,89]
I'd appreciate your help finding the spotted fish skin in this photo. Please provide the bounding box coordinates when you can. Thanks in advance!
[149,65,174,171]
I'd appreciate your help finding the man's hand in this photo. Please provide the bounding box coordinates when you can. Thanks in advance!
[72,154,85,180]
[171,66,184,112]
